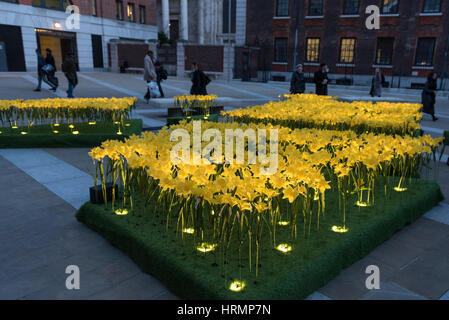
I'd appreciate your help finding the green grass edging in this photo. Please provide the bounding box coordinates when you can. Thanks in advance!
[0,119,142,148]
[76,179,443,300]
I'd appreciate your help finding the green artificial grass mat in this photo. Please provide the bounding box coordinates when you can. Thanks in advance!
[76,178,443,300]
[0,119,142,148]
[167,114,219,126]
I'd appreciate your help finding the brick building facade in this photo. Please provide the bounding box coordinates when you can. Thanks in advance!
[0,0,158,71]
[238,0,449,88]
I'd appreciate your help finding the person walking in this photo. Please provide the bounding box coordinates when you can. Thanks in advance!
[33,48,45,92]
[190,62,210,95]
[314,63,329,96]
[43,48,58,91]
[290,64,306,94]
[370,68,385,97]
[422,72,439,122]
[155,60,167,98]
[143,50,157,103]
[62,53,78,98]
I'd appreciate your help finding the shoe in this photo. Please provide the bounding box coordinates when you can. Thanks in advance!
[432,116,439,122]
[50,87,57,92]
[33,88,41,92]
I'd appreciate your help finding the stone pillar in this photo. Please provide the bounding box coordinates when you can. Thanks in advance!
[176,41,186,79]
[180,0,189,41]
[162,0,170,39]
[198,0,205,44]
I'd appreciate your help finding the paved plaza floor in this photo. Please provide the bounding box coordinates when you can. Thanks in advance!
[0,72,449,300]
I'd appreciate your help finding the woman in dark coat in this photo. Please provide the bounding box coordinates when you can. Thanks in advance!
[290,64,306,94]
[422,72,438,122]
[190,63,210,95]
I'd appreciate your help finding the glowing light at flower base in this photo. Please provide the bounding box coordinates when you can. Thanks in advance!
[229,281,246,292]
[276,244,292,254]
[394,187,408,192]
[53,130,59,134]
[88,121,96,126]
[196,242,217,253]
[332,226,349,233]
[69,124,75,129]
[72,131,80,135]
[54,123,60,127]
[20,131,28,135]
[356,201,372,207]
[183,228,195,235]
[278,221,290,226]
[115,209,129,216]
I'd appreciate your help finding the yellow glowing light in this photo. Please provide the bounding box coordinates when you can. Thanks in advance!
[114,121,120,125]
[12,126,18,129]
[211,210,215,216]
[394,187,408,192]
[355,201,371,207]
[72,131,80,135]
[332,226,349,233]
[229,281,246,292]
[117,131,123,135]
[125,123,131,127]
[276,243,292,253]
[183,228,195,234]
[69,124,75,129]
[88,121,96,125]
[278,221,290,226]
[115,209,129,216]
[20,131,28,135]
[196,242,217,253]
[0,131,2,134]
[53,130,59,134]
[54,123,60,127]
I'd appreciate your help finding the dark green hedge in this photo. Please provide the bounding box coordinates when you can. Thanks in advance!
[76,179,443,300]
[0,119,142,148]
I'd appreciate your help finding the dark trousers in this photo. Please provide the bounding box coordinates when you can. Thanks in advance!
[157,80,164,98]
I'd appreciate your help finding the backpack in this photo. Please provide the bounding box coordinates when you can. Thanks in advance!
[160,68,168,80]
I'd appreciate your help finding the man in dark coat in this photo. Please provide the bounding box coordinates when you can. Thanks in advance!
[190,62,210,95]
[290,64,306,94]
[422,72,438,122]
[314,63,329,96]
[34,48,45,92]
[62,53,78,98]
[44,48,58,91]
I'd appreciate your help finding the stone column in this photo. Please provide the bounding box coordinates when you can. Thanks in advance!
[162,0,170,39]
[180,0,189,41]
[198,0,205,44]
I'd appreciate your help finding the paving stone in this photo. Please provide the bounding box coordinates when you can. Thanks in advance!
[318,256,395,300]
[390,217,449,250]
[391,251,449,299]
[87,273,168,300]
[367,238,424,270]
[360,281,428,300]
[306,291,333,300]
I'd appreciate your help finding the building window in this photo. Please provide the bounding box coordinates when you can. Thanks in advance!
[139,6,146,24]
[223,0,236,33]
[339,38,356,63]
[415,38,436,66]
[276,0,289,16]
[308,0,323,16]
[0,0,18,3]
[31,0,72,10]
[382,0,399,14]
[343,0,359,14]
[274,38,288,62]
[127,3,135,22]
[375,38,394,65]
[116,1,123,20]
[306,38,320,62]
[423,0,441,13]
[92,0,97,16]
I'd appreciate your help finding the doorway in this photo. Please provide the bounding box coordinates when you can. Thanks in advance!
[35,29,78,71]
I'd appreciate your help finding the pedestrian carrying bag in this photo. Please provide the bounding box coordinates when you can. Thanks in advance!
[148,81,160,98]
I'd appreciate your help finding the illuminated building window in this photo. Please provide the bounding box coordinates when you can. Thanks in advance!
[339,38,356,64]
[306,38,320,63]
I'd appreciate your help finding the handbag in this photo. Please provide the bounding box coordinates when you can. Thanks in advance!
[42,64,55,74]
[148,81,160,98]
